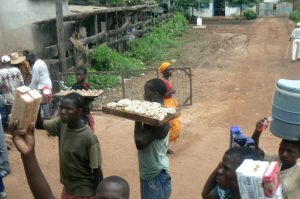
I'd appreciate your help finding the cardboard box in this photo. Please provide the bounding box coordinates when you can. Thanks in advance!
[236,159,283,199]
[9,86,42,129]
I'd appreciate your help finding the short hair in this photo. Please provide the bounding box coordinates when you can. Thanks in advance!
[281,139,300,153]
[145,78,167,98]
[98,176,130,197]
[26,51,36,62]
[76,66,87,74]
[62,92,87,113]
[224,147,264,167]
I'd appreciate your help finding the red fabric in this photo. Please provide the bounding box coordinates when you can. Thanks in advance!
[87,113,95,132]
[161,78,173,99]
[61,187,95,199]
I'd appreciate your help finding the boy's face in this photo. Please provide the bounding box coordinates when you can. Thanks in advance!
[59,98,81,123]
[216,154,239,190]
[279,140,300,169]
[96,182,128,199]
[76,71,86,83]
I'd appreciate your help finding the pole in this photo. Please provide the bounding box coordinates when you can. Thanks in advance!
[285,41,291,59]
[55,0,67,72]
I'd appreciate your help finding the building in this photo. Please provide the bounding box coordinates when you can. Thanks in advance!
[0,0,68,54]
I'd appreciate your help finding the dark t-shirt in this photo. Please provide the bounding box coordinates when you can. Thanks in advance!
[44,118,102,197]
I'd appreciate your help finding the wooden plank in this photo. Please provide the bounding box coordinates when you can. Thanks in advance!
[102,106,180,126]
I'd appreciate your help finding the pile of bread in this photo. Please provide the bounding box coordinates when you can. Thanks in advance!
[107,99,176,121]
[56,89,103,97]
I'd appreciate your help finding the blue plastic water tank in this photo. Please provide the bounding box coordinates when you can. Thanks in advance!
[270,79,300,140]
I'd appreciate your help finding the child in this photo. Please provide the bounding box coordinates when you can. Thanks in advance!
[37,92,103,198]
[71,66,95,131]
[96,176,130,199]
[252,117,300,199]
[202,147,264,199]
[10,121,128,199]
[134,78,171,199]
[71,66,91,90]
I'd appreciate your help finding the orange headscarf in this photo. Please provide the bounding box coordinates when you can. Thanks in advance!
[159,62,171,73]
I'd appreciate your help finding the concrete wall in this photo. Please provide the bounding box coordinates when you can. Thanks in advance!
[189,2,256,17]
[0,0,68,53]
[189,4,214,17]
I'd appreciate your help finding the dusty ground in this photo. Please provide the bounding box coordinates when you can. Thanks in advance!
[5,17,300,198]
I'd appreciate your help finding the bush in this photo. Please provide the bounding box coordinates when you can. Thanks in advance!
[243,9,257,20]
[126,12,187,65]
[290,9,300,22]
[66,69,120,90]
[90,45,144,71]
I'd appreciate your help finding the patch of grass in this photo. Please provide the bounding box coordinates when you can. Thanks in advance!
[126,12,188,66]
[66,69,120,90]
[90,45,144,71]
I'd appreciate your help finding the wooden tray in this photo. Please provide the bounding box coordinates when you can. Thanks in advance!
[102,106,181,126]
[54,90,104,98]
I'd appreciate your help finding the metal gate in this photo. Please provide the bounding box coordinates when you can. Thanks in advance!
[56,67,192,111]
[259,2,292,17]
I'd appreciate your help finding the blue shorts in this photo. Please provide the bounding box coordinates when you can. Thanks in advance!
[140,170,172,199]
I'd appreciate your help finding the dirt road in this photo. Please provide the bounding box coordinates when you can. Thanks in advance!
[5,17,300,198]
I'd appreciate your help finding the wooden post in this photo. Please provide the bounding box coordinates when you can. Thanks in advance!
[55,0,67,72]
[95,14,99,34]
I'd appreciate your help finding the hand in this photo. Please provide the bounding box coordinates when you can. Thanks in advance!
[255,117,269,132]
[9,120,35,155]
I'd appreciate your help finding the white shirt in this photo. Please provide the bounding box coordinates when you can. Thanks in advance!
[0,66,24,104]
[290,28,300,39]
[29,59,52,90]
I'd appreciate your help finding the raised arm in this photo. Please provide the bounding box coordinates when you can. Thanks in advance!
[9,121,56,199]
[251,117,269,150]
[202,163,221,199]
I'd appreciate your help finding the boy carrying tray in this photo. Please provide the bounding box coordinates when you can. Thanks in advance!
[134,78,172,199]
[252,118,300,199]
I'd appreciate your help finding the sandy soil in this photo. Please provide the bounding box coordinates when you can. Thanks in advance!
[5,17,300,199]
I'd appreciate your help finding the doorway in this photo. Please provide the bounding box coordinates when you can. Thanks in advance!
[214,0,225,16]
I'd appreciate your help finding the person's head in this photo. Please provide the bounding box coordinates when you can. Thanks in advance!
[23,49,30,57]
[96,176,130,199]
[159,62,173,78]
[10,52,26,66]
[216,147,264,191]
[75,66,88,84]
[26,51,37,66]
[144,78,167,103]
[279,139,300,170]
[59,92,86,123]
[1,55,11,67]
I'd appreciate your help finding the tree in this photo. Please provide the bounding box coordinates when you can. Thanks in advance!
[171,0,200,15]
[225,0,258,22]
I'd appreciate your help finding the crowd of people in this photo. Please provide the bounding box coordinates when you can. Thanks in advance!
[0,53,299,199]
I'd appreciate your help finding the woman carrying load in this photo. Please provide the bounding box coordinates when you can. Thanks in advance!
[159,62,181,154]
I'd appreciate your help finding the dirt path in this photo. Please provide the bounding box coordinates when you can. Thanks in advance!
[5,17,300,199]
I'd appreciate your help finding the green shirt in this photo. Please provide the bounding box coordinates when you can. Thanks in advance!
[138,124,170,180]
[44,118,102,197]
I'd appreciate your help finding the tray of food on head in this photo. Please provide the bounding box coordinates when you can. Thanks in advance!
[54,89,104,98]
[102,99,180,126]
